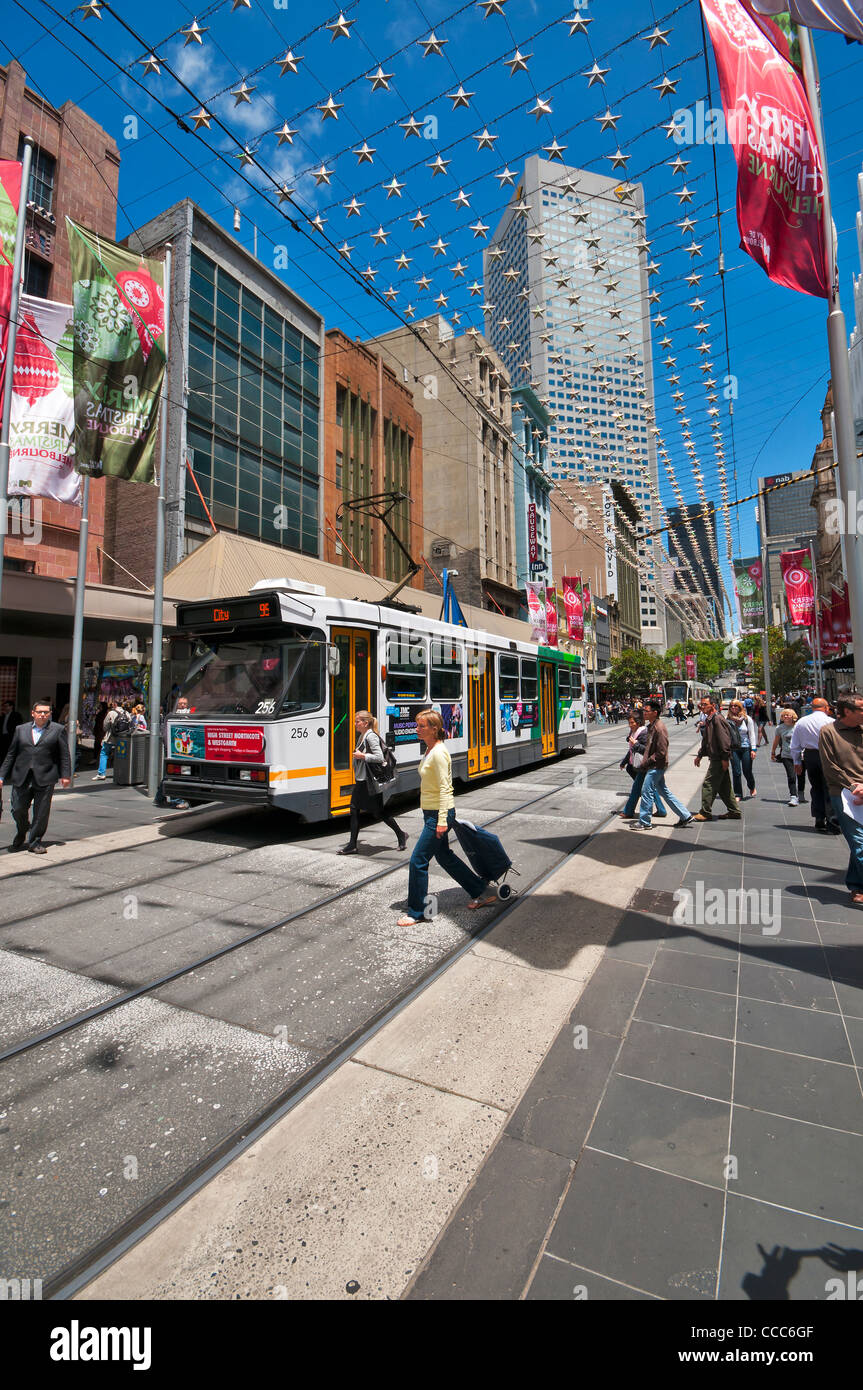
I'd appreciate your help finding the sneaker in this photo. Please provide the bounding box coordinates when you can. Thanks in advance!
[629,821,652,831]
[674,817,694,828]
[92,773,106,780]
[788,796,799,807]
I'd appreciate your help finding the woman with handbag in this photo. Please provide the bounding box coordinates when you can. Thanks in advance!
[396,709,493,927]
[339,711,407,856]
[619,708,671,820]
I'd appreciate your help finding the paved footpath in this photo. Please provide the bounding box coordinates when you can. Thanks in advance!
[77,734,863,1302]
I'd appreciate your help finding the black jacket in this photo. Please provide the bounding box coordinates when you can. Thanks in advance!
[0,721,71,787]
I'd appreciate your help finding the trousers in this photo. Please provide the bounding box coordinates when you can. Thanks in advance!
[11,773,55,846]
[638,769,691,826]
[730,748,756,798]
[803,749,834,823]
[406,807,486,921]
[701,759,740,816]
[830,794,863,893]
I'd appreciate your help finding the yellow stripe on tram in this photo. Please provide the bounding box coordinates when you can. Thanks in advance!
[269,767,328,782]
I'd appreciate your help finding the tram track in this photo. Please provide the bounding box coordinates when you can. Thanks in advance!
[1,736,638,1299]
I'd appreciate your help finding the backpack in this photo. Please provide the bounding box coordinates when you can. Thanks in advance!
[364,733,398,786]
[726,719,742,752]
[112,710,132,738]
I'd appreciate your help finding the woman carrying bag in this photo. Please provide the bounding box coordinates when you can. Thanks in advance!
[339,711,407,856]
[727,698,758,800]
[396,709,493,926]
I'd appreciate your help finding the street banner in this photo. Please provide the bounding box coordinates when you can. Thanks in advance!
[583,580,593,633]
[673,654,682,675]
[700,0,829,299]
[779,548,815,626]
[528,502,538,564]
[525,582,547,644]
[2,295,79,504]
[833,583,851,642]
[733,556,766,632]
[0,161,23,379]
[685,653,697,680]
[561,575,584,641]
[545,585,559,647]
[67,219,166,482]
[751,0,863,44]
[819,598,841,654]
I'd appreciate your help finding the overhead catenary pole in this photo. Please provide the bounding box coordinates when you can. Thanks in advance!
[147,243,171,799]
[0,136,34,620]
[67,473,90,777]
[809,539,823,694]
[798,26,863,679]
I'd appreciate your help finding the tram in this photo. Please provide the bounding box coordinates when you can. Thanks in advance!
[163,578,587,821]
[662,678,711,715]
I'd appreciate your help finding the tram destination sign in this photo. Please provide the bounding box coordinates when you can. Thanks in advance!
[178,595,280,629]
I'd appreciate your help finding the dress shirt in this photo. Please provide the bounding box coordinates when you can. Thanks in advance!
[790,710,833,761]
[31,726,44,743]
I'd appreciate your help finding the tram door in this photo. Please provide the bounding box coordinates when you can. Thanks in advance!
[330,628,372,814]
[467,651,494,777]
[540,662,558,758]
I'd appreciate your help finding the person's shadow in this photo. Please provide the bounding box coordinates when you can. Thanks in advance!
[742,1242,863,1299]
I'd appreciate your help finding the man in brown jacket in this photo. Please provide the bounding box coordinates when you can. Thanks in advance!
[629,699,694,830]
[818,690,863,904]
[693,695,741,822]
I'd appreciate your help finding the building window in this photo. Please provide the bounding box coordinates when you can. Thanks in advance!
[23,253,50,298]
[335,451,343,491]
[20,138,56,214]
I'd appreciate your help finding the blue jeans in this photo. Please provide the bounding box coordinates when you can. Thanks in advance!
[829,794,863,892]
[623,769,670,817]
[406,808,487,920]
[98,740,113,776]
[639,769,692,826]
[730,748,756,798]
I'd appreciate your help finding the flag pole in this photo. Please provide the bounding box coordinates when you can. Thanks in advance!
[798,26,863,679]
[0,136,34,620]
[147,243,171,799]
[67,472,90,776]
[809,540,823,694]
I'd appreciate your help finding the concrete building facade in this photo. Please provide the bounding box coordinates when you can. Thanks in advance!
[511,386,552,592]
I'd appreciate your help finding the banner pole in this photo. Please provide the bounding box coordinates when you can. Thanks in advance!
[0,137,34,621]
[760,539,773,717]
[147,243,171,800]
[798,25,863,682]
[67,472,90,777]
[809,540,822,694]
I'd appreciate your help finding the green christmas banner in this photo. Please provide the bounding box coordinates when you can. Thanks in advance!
[732,557,766,633]
[67,219,166,483]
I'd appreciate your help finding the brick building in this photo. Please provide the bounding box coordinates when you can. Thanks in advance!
[323,330,423,591]
[0,61,126,714]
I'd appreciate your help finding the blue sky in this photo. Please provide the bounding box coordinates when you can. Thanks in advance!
[6,0,863,627]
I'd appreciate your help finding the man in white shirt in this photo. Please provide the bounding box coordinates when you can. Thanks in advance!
[790,697,839,832]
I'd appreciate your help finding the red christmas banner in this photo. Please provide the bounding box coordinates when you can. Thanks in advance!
[561,576,584,641]
[779,548,815,626]
[700,0,829,299]
[673,655,682,675]
[0,161,23,379]
[545,585,559,648]
[685,653,697,680]
[525,582,546,644]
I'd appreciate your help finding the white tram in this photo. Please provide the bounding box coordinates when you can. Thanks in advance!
[163,579,587,822]
[662,679,712,715]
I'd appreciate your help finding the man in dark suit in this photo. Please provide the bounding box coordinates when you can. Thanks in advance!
[0,699,71,854]
[0,700,22,761]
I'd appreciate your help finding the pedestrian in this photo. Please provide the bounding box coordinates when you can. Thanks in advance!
[687,698,694,717]
[619,712,645,782]
[396,709,493,926]
[791,696,836,831]
[93,699,129,780]
[0,698,71,854]
[155,696,191,809]
[692,695,741,821]
[772,709,806,805]
[817,691,863,905]
[726,699,758,800]
[755,699,771,747]
[339,711,407,856]
[629,698,694,830]
[131,703,148,732]
[0,699,23,762]
[673,700,685,725]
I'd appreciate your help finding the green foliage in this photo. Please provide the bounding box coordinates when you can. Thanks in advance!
[606,647,665,699]
[662,639,727,684]
[736,627,808,693]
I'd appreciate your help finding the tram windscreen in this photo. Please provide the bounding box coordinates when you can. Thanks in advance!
[180,631,325,717]
[665,682,687,701]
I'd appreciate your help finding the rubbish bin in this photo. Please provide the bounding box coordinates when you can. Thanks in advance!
[113,731,149,786]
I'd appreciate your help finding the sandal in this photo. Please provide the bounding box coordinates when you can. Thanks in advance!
[468,895,497,909]
[396,914,420,926]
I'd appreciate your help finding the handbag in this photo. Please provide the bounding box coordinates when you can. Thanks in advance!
[364,733,397,788]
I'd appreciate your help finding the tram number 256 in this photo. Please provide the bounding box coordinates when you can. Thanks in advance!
[290,726,309,738]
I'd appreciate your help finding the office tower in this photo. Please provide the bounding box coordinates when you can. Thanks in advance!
[485,156,665,649]
[757,468,818,624]
[666,502,726,638]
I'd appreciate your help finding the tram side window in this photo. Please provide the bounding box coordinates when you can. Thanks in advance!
[571,664,582,696]
[430,639,462,700]
[558,666,571,700]
[499,654,519,701]
[386,634,427,700]
[520,657,538,702]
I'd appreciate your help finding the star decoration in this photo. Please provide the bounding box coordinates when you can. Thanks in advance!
[527,229,545,243]
[434,292,449,309]
[367,66,393,91]
[595,109,621,133]
[529,97,552,119]
[235,146,254,166]
[191,107,211,129]
[277,123,298,145]
[311,214,326,232]
[502,266,519,281]
[487,246,505,261]
[418,32,448,56]
[312,164,333,185]
[276,50,303,75]
[481,301,495,314]
[447,86,474,108]
[404,305,416,319]
[654,75,678,97]
[479,0,507,14]
[371,226,388,245]
[77,0,102,17]
[431,238,449,257]
[495,167,517,186]
[675,185,694,203]
[473,129,498,150]
[428,155,450,176]
[582,62,609,86]
[661,116,686,140]
[695,321,710,335]
[318,95,343,121]
[140,54,161,75]
[607,149,629,169]
[686,273,702,287]
[604,277,620,294]
[338,242,353,260]
[384,176,405,198]
[505,49,531,74]
[326,12,355,40]
[452,189,471,208]
[410,210,428,229]
[470,220,489,238]
[361,265,377,281]
[543,140,566,161]
[344,197,364,217]
[532,304,546,318]
[678,217,696,234]
[415,273,431,290]
[451,261,466,278]
[277,185,293,205]
[181,19,207,44]
[231,0,251,8]
[562,12,592,34]
[395,252,412,270]
[687,242,703,257]
[400,115,423,138]
[469,281,482,296]
[689,298,705,311]
[513,198,530,216]
[643,24,670,48]
[668,155,689,175]
[232,80,255,105]
[383,286,398,302]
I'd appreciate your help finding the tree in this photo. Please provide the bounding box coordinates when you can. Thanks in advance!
[662,639,727,684]
[606,648,665,699]
[736,627,808,693]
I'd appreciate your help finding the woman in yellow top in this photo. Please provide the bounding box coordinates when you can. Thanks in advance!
[396,709,496,927]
